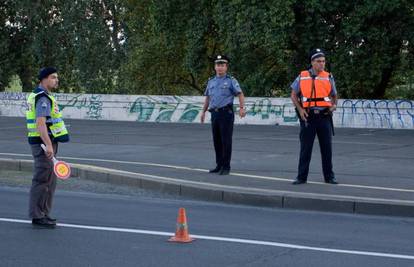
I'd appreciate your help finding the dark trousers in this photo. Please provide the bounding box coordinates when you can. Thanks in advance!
[296,113,335,181]
[29,143,58,219]
[211,108,235,169]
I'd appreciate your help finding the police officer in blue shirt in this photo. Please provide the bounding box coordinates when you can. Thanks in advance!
[200,55,246,175]
[291,49,338,185]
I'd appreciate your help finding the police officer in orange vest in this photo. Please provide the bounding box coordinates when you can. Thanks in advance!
[291,49,338,185]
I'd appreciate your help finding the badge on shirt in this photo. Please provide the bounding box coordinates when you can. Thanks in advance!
[41,102,48,109]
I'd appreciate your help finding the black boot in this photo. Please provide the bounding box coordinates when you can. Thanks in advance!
[219,168,230,175]
[209,166,222,173]
[292,179,307,185]
[32,217,56,228]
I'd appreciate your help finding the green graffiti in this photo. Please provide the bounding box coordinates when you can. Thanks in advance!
[245,99,296,122]
[86,95,103,119]
[57,94,85,111]
[156,110,174,122]
[129,97,155,121]
[155,102,178,122]
[178,104,201,123]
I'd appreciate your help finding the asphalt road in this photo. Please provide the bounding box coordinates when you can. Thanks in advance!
[1,186,414,267]
[1,117,414,201]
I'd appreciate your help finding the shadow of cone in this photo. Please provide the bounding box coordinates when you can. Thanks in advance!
[168,208,195,243]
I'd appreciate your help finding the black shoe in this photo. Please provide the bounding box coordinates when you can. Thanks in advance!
[292,179,307,185]
[32,217,56,228]
[219,168,230,175]
[325,178,338,184]
[209,166,222,173]
[45,215,57,223]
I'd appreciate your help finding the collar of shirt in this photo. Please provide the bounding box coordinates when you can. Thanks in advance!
[34,85,48,94]
[308,68,316,76]
[215,74,228,79]
[308,68,328,77]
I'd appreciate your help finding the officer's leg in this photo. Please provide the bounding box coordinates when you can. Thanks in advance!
[211,112,223,168]
[29,144,54,219]
[317,116,335,181]
[296,118,317,181]
[220,110,235,170]
[44,142,58,216]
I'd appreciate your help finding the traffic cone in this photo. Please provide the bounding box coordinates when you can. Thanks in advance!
[168,208,195,243]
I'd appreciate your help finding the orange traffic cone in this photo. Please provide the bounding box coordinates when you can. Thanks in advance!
[168,208,195,243]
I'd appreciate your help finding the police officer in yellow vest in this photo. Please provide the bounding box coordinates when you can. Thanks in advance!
[27,67,69,227]
[291,49,338,185]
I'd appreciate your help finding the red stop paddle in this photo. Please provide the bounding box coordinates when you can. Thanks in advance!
[40,144,71,180]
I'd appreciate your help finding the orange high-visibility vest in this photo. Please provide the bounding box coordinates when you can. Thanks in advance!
[299,70,332,108]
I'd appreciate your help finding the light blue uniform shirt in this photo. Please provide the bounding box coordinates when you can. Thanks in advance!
[204,74,242,109]
[35,86,52,118]
[290,69,337,110]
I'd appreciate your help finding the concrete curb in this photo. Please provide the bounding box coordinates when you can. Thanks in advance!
[2,158,413,218]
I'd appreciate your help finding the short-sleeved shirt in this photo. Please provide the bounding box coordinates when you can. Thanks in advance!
[204,74,242,109]
[34,87,53,130]
[36,95,51,118]
[290,69,337,110]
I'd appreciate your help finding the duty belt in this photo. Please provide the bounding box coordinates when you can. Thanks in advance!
[208,105,233,112]
[308,109,329,115]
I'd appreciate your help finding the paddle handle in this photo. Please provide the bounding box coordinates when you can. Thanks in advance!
[40,144,58,163]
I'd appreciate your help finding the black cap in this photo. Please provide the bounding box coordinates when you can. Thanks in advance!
[309,48,326,61]
[214,55,229,64]
[38,67,57,81]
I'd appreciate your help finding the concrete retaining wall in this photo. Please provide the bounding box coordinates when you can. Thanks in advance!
[1,92,413,129]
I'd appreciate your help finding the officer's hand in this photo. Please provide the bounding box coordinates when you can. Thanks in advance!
[200,111,206,123]
[239,108,246,118]
[329,104,337,113]
[299,108,308,121]
[45,145,54,160]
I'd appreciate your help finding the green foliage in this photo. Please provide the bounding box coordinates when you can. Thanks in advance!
[0,0,413,99]
[5,75,22,92]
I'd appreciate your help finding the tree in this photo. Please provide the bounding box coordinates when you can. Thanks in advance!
[289,0,414,99]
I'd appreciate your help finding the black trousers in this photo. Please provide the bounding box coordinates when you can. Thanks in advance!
[211,108,235,169]
[296,113,335,181]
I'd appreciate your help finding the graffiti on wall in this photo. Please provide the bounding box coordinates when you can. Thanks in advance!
[338,99,414,129]
[245,98,298,123]
[127,96,204,123]
[56,94,103,119]
[1,92,413,129]
[0,92,28,116]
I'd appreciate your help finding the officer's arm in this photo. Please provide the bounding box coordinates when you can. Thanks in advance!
[237,92,246,118]
[291,90,308,121]
[329,74,338,111]
[202,96,209,113]
[238,92,245,109]
[200,96,209,123]
[291,90,302,111]
[36,117,54,158]
[330,95,338,111]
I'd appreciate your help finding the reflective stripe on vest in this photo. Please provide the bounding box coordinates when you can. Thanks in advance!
[26,91,69,139]
[299,70,332,108]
